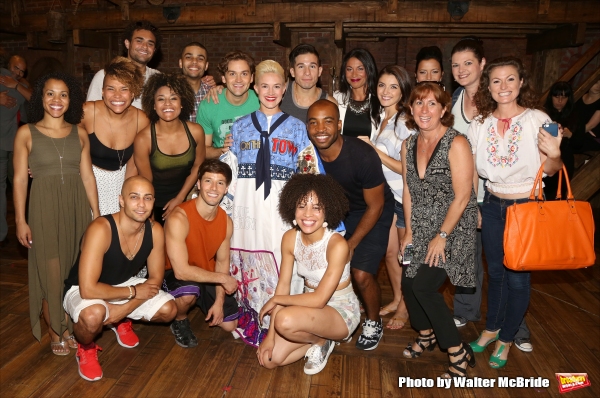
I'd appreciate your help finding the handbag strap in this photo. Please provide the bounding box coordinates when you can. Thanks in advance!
[529,162,574,201]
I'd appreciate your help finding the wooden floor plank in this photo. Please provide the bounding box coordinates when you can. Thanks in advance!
[264,359,311,398]
[226,345,275,398]
[309,352,343,398]
[178,338,246,398]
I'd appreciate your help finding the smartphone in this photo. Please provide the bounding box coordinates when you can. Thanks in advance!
[542,122,559,137]
[402,244,414,265]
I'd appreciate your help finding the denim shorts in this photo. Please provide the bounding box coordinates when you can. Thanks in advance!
[394,200,406,229]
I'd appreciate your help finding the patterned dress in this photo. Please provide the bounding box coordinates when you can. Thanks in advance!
[404,128,477,287]
[229,111,311,347]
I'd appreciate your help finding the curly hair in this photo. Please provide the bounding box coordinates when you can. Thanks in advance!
[338,48,381,124]
[376,65,413,127]
[122,20,162,50]
[218,51,255,77]
[103,56,144,99]
[141,72,195,123]
[279,174,349,230]
[28,72,84,124]
[475,57,540,122]
[405,82,454,131]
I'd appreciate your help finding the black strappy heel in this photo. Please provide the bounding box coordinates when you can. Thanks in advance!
[443,342,476,378]
[403,331,437,358]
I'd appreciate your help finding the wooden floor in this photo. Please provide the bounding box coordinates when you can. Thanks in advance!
[1,196,599,398]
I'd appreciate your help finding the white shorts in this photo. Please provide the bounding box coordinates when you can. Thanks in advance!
[63,277,174,323]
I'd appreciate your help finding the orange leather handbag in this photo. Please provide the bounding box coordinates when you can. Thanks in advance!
[503,164,596,271]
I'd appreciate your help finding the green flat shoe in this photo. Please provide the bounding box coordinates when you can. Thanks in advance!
[489,343,510,369]
[469,331,499,353]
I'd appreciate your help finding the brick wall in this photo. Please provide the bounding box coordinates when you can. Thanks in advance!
[1,30,597,98]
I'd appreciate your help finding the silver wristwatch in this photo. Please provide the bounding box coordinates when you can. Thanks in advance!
[439,231,448,239]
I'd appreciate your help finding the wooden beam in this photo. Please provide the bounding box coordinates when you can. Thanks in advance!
[573,68,600,102]
[334,21,345,49]
[540,39,600,103]
[72,29,110,48]
[387,0,397,15]
[526,23,586,53]
[273,22,291,48]
[26,32,67,51]
[538,0,550,15]
[3,2,600,34]
[571,153,600,201]
[247,0,256,16]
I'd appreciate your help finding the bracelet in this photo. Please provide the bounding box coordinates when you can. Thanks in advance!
[127,285,134,300]
[132,285,137,299]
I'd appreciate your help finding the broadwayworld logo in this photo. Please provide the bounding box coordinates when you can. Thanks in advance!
[555,373,591,394]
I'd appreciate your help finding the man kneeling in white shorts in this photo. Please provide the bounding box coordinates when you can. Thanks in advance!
[63,176,177,381]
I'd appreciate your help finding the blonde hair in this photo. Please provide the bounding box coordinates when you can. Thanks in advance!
[255,60,285,82]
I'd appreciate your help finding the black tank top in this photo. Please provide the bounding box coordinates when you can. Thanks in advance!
[89,102,136,170]
[149,121,196,207]
[64,215,153,293]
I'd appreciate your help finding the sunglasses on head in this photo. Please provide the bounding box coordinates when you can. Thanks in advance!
[416,80,446,91]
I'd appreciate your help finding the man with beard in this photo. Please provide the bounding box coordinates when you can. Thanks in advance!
[63,176,177,381]
[86,21,161,109]
[306,100,394,351]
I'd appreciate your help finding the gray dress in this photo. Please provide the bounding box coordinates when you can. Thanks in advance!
[404,128,477,287]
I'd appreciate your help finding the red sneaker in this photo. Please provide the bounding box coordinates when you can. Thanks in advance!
[76,343,103,381]
[110,318,139,348]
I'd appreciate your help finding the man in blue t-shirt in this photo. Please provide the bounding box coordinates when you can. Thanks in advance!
[306,99,394,351]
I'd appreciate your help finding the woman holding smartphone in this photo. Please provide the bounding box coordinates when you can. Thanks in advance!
[467,57,562,369]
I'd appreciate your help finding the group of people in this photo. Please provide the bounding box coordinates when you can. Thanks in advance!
[2,18,596,383]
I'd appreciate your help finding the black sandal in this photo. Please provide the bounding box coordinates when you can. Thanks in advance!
[443,342,476,378]
[403,331,437,358]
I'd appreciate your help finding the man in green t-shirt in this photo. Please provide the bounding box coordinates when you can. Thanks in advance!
[196,51,259,159]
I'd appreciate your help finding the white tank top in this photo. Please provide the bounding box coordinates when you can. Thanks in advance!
[294,229,351,289]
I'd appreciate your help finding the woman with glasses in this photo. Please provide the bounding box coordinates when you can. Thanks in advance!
[334,48,380,139]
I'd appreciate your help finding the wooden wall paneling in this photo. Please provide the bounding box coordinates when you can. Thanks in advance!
[73,29,111,48]
[573,67,600,101]
[4,2,600,34]
[273,22,291,47]
[540,39,600,103]
[571,154,600,201]
[526,23,586,53]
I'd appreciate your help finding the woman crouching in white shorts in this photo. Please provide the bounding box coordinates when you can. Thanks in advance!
[257,173,360,375]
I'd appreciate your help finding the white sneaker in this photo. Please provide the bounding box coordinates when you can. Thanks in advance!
[304,340,335,375]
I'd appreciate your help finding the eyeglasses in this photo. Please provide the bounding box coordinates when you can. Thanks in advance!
[416,80,446,91]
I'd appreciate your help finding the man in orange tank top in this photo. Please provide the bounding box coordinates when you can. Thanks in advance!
[162,159,239,348]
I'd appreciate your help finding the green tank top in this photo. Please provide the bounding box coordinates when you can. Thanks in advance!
[149,121,196,207]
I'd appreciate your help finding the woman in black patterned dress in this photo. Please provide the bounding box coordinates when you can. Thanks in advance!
[400,82,478,378]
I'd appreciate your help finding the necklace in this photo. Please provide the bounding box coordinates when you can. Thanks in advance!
[38,125,67,184]
[348,96,370,114]
[118,219,145,260]
[419,132,441,153]
[104,109,128,170]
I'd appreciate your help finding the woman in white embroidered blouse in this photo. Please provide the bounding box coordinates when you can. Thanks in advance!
[466,57,562,369]
[257,174,360,376]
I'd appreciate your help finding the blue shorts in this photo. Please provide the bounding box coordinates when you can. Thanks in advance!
[394,200,406,229]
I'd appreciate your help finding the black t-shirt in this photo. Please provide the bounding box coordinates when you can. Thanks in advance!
[321,136,394,232]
